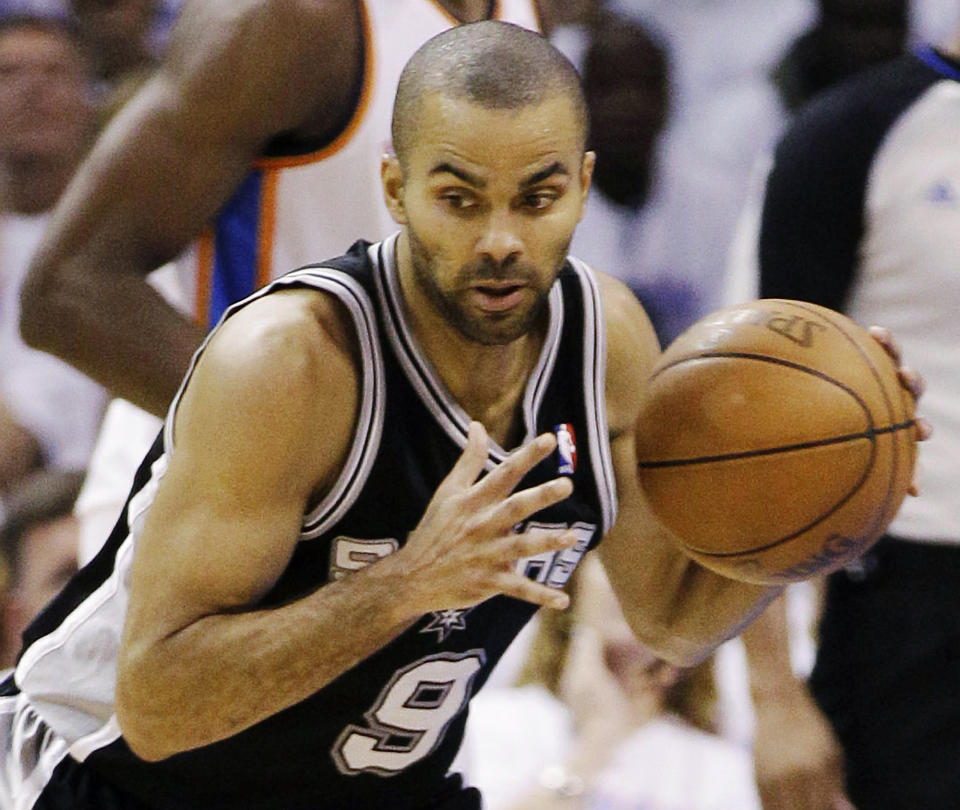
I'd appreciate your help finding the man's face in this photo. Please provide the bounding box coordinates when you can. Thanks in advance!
[584,21,668,208]
[386,92,593,346]
[14,515,78,622]
[0,27,91,160]
[2,514,78,664]
[69,0,157,77]
[820,0,907,79]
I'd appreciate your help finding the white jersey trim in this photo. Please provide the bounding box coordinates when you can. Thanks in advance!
[290,270,385,537]
[14,535,138,749]
[1,692,70,810]
[162,268,386,540]
[567,257,618,534]
[70,715,122,763]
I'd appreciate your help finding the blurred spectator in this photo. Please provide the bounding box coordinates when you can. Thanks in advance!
[610,0,814,127]
[772,0,910,113]
[65,0,173,123]
[586,0,814,321]
[0,469,82,669]
[68,0,158,82]
[725,0,913,312]
[552,10,688,343]
[0,11,91,213]
[0,11,107,515]
[587,0,936,328]
[455,557,761,810]
[580,12,668,212]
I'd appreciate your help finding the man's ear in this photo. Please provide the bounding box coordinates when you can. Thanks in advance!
[381,153,408,225]
[578,151,596,220]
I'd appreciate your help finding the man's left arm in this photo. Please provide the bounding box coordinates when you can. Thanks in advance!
[592,272,781,667]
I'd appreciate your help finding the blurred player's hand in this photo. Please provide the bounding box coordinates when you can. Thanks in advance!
[753,687,855,810]
[868,325,930,497]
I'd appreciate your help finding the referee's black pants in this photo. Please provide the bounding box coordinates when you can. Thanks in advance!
[809,535,960,810]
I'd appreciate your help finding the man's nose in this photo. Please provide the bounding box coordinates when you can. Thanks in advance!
[475,209,523,266]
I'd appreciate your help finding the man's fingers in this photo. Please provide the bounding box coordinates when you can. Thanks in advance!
[897,365,925,400]
[504,527,579,561]
[868,325,926,401]
[491,477,573,531]
[472,432,559,502]
[442,421,490,490]
[868,325,899,364]
[495,529,577,607]
[495,573,570,610]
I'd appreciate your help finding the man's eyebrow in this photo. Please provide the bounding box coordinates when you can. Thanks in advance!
[521,162,569,188]
[428,162,486,188]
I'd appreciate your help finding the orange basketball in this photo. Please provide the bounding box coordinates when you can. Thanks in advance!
[634,299,918,584]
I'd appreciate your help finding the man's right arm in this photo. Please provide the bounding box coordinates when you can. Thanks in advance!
[19,0,361,417]
[115,289,577,762]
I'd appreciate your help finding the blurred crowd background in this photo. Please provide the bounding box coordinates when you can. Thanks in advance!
[1,1,957,808]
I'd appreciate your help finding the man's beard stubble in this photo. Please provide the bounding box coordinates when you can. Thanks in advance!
[406,225,569,346]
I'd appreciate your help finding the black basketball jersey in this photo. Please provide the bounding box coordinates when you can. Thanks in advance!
[6,233,618,810]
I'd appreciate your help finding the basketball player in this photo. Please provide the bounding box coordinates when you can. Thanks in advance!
[1,23,799,810]
[16,0,546,564]
[18,0,546,418]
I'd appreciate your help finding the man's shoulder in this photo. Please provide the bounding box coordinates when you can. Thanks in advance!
[234,0,357,27]
[588,266,655,340]
[168,0,362,114]
[202,286,362,393]
[579,265,660,437]
[181,0,358,46]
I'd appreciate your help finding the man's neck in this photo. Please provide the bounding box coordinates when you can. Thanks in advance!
[436,0,494,24]
[395,237,546,449]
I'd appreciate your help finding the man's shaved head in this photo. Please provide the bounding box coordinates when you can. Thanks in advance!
[391,20,588,167]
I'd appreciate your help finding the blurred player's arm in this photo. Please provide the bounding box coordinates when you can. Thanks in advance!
[742,591,855,810]
[19,0,362,418]
[593,273,782,667]
[116,289,577,762]
[0,398,41,493]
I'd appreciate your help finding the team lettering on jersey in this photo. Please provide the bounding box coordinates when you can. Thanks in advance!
[328,519,595,778]
[332,649,487,777]
[328,521,595,637]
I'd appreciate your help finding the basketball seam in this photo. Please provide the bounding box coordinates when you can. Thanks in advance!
[643,349,883,557]
[645,302,916,562]
[636,420,914,469]
[681,434,877,559]
[772,300,911,542]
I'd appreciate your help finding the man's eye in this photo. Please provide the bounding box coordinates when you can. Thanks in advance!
[441,193,476,211]
[524,192,557,210]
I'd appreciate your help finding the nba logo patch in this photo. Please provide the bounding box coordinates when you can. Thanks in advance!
[555,423,577,475]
